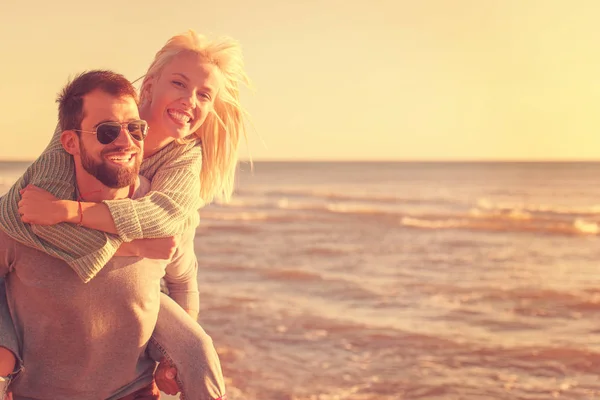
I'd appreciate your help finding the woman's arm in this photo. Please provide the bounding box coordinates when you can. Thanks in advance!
[21,139,204,240]
[0,125,122,282]
[18,188,118,234]
[102,139,204,242]
[14,136,203,281]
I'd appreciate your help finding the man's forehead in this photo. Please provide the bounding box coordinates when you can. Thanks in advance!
[82,91,140,123]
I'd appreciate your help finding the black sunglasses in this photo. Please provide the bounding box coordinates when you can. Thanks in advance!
[73,120,148,145]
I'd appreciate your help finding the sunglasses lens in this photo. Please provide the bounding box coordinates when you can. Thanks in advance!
[127,121,147,141]
[96,123,121,145]
[94,121,147,144]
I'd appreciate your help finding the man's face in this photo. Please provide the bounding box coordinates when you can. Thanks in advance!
[78,90,143,188]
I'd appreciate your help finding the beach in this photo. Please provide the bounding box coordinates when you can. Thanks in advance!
[1,161,600,399]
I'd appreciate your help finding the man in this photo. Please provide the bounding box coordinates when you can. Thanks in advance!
[0,70,199,399]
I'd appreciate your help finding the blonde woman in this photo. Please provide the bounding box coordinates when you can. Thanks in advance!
[0,30,251,400]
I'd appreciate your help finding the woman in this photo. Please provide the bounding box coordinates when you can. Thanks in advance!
[0,30,251,400]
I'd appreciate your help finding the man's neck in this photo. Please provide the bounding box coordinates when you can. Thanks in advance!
[75,171,134,202]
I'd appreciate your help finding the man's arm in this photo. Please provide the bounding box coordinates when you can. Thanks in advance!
[162,229,200,319]
[0,232,18,379]
[0,231,16,278]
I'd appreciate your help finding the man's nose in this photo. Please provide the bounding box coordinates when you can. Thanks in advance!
[113,125,138,147]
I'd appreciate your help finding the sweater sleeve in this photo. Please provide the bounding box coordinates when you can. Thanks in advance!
[0,124,122,283]
[102,139,203,242]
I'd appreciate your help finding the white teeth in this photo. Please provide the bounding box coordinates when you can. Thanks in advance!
[168,110,191,123]
[106,154,133,163]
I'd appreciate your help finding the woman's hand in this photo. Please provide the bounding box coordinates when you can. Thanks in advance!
[18,185,68,225]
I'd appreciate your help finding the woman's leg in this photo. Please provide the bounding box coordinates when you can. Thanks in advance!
[148,293,227,400]
[0,278,22,399]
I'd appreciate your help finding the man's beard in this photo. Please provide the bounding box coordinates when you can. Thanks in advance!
[80,143,141,189]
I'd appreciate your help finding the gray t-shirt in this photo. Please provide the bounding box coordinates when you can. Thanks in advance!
[1,178,199,400]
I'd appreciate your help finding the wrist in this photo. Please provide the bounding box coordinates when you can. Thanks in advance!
[61,200,80,224]
[116,242,139,257]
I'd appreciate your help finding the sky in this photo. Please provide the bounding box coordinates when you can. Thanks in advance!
[1,0,600,161]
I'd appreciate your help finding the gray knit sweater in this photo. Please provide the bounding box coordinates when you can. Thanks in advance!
[1,227,199,399]
[0,125,203,283]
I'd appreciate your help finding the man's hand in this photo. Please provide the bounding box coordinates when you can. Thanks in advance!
[18,185,67,225]
[115,237,179,260]
[155,360,180,395]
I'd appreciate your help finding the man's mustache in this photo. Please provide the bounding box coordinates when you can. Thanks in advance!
[101,146,141,156]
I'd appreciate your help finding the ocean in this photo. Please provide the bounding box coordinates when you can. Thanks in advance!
[2,161,600,399]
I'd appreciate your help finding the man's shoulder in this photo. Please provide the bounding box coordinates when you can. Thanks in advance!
[0,229,53,259]
[0,229,61,267]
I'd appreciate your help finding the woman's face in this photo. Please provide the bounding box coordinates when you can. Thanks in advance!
[144,51,220,140]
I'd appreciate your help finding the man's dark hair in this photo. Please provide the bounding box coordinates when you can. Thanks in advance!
[56,70,138,131]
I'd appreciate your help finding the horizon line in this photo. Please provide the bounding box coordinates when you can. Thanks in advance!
[239,158,600,163]
[4,158,600,163]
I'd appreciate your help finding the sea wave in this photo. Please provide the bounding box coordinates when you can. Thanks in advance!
[413,283,600,319]
[477,197,600,217]
[236,188,404,204]
[203,200,600,235]
[202,203,400,222]
[235,187,461,207]
[261,269,324,282]
[400,215,600,236]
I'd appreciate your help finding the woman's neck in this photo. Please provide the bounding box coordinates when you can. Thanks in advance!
[143,130,174,158]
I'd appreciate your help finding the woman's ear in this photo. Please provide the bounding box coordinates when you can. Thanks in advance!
[140,77,155,107]
[60,131,80,156]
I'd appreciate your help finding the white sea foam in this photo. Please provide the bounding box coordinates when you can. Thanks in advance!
[573,219,600,234]
[477,197,600,216]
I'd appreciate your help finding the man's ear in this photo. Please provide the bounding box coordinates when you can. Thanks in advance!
[60,130,80,156]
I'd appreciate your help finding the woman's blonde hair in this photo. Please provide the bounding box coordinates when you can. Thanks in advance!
[140,30,251,204]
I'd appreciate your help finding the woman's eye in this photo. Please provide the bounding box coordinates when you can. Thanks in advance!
[172,80,185,88]
[197,92,211,100]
